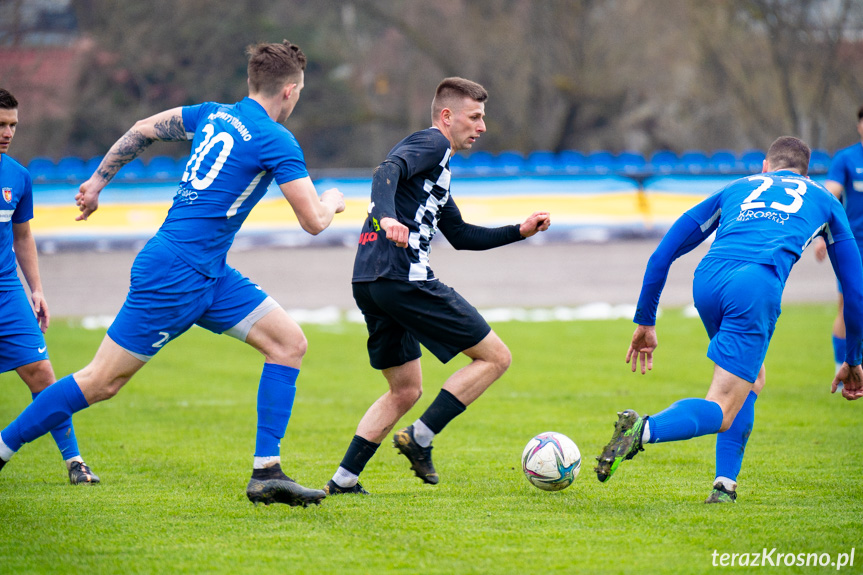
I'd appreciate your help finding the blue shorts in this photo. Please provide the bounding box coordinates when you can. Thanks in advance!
[107,237,274,361]
[0,287,49,373]
[693,258,782,383]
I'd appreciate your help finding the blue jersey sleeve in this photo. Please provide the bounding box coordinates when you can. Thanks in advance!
[828,238,863,365]
[826,151,849,189]
[181,102,213,138]
[260,129,308,185]
[11,170,33,224]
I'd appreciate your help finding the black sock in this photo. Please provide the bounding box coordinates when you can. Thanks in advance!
[419,389,466,434]
[251,463,285,480]
[339,435,380,475]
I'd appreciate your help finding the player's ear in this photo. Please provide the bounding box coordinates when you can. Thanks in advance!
[761,159,769,173]
[441,107,452,126]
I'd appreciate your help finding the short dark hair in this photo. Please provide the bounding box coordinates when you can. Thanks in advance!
[857,105,863,122]
[0,89,18,110]
[431,77,488,120]
[766,136,811,176]
[246,40,307,96]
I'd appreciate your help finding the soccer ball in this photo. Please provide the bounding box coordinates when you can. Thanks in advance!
[521,432,581,491]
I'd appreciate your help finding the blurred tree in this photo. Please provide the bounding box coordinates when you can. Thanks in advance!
[687,0,863,150]
[2,0,863,165]
[66,0,278,161]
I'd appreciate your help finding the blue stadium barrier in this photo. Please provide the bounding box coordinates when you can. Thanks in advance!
[113,158,147,181]
[708,149,739,173]
[525,150,557,174]
[648,150,679,174]
[449,150,495,176]
[146,156,182,180]
[55,156,89,182]
[494,151,525,175]
[615,151,646,174]
[586,150,615,174]
[85,156,103,177]
[809,149,832,173]
[557,150,586,174]
[27,157,57,182]
[27,146,833,184]
[462,150,495,176]
[740,149,766,173]
[678,150,709,173]
[448,152,471,175]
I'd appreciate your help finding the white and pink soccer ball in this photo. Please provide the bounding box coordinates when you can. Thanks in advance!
[521,431,581,491]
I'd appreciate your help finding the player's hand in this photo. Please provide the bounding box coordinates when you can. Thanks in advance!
[519,211,551,238]
[31,290,50,332]
[813,236,827,262]
[322,188,346,214]
[832,363,863,400]
[75,177,106,221]
[626,324,657,374]
[380,217,409,248]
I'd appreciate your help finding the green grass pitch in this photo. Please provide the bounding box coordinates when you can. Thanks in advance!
[0,304,860,574]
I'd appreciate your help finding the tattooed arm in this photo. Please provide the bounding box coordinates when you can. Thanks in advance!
[76,107,187,221]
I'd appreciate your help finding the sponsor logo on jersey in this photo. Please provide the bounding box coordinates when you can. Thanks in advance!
[173,187,199,204]
[2,187,11,204]
[736,209,790,225]
[358,231,378,245]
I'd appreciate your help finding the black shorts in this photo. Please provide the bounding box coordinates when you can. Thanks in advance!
[352,278,491,370]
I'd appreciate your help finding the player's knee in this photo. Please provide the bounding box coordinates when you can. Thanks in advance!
[267,332,308,365]
[291,333,309,359]
[491,343,512,376]
[17,360,55,393]
[392,384,422,410]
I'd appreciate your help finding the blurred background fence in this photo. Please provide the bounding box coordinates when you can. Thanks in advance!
[28,147,832,253]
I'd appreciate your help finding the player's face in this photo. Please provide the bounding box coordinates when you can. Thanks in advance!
[448,99,486,152]
[278,72,305,123]
[857,117,863,140]
[0,107,18,155]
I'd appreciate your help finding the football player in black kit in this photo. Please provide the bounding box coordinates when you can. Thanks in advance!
[324,77,551,494]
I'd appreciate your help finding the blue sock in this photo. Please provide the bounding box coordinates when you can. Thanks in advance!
[255,363,299,458]
[714,390,756,482]
[647,398,723,443]
[833,335,846,365]
[32,391,81,460]
[1,375,89,453]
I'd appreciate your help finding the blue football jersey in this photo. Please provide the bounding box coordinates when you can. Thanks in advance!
[826,142,863,248]
[688,170,854,283]
[0,155,33,290]
[156,97,309,277]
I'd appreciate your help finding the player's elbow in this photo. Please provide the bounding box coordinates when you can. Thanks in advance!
[302,219,328,236]
[299,212,332,235]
